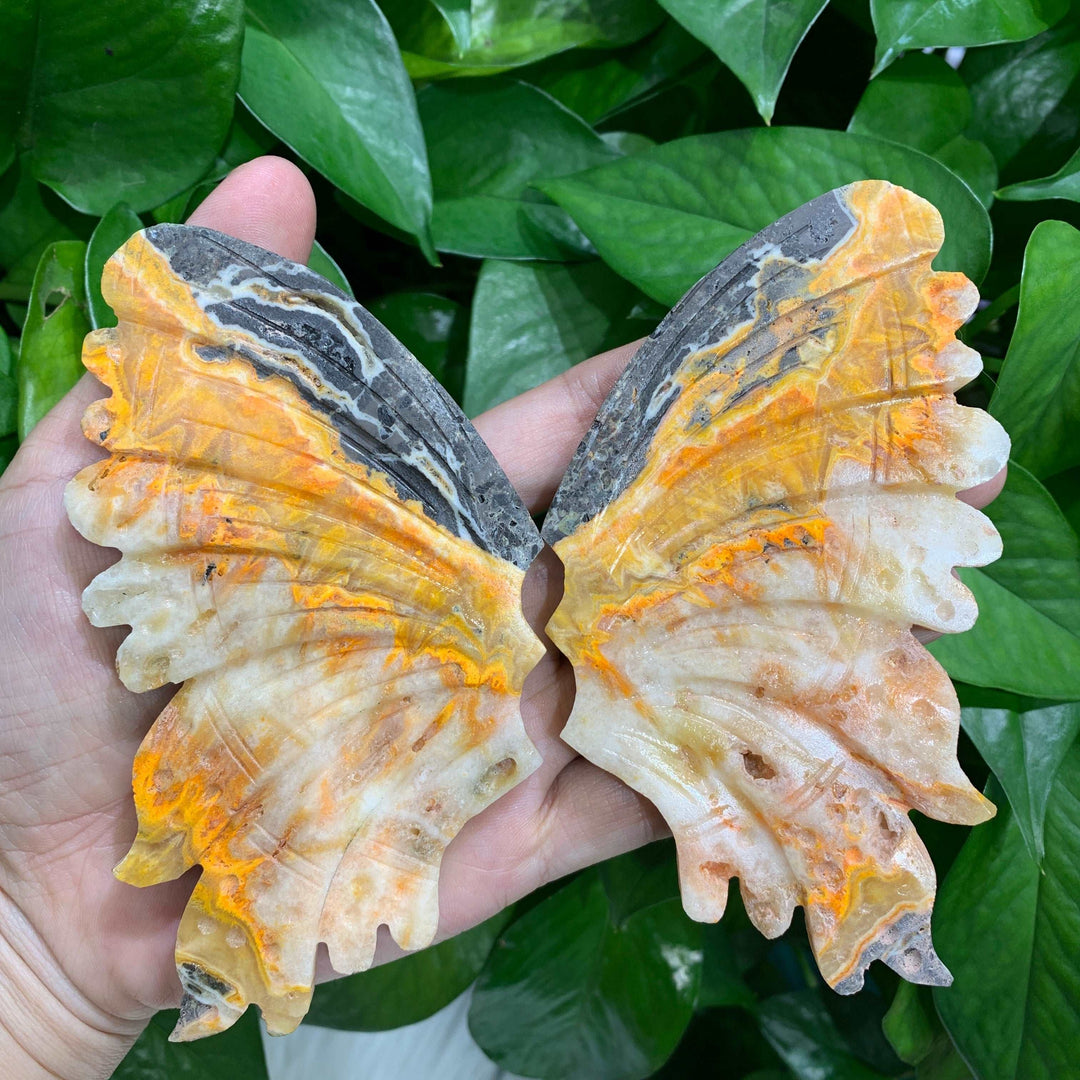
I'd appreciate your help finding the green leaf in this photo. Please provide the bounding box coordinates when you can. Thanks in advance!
[758,990,893,1079]
[0,329,15,438]
[848,52,998,206]
[111,1007,268,1078]
[916,1033,976,1080]
[934,748,1080,1080]
[386,0,666,78]
[932,569,1080,699]
[599,840,681,927]
[697,925,757,1011]
[1046,466,1080,537]
[990,220,1080,478]
[469,870,703,1080]
[962,703,1080,864]
[240,0,434,256]
[85,204,143,330]
[150,104,279,225]
[540,127,992,306]
[307,240,353,297]
[420,80,617,260]
[964,19,1080,177]
[524,21,706,125]
[998,142,1080,201]
[929,464,1080,700]
[870,0,1068,76]
[306,910,512,1031]
[655,0,829,123]
[369,291,468,402]
[882,982,938,1066]
[16,240,90,439]
[851,53,973,148]
[430,0,472,52]
[464,258,660,415]
[1,1,242,215]
[0,160,87,298]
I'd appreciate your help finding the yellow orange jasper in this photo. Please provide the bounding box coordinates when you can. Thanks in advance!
[66,229,543,1038]
[546,182,1009,992]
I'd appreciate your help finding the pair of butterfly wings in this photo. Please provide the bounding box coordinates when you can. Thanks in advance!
[65,181,1007,1040]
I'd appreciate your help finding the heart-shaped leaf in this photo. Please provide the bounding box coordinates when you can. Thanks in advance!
[964,19,1080,179]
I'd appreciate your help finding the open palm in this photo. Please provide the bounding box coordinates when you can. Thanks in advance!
[0,157,1005,1078]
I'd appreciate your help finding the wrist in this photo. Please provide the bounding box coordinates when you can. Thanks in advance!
[0,888,146,1080]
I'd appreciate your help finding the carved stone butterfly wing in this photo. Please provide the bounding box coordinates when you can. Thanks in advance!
[65,227,544,1039]
[544,181,1009,993]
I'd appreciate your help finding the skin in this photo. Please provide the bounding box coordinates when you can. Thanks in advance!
[0,157,1006,1079]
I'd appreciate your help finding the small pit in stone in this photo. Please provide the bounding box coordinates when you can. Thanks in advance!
[741,751,776,780]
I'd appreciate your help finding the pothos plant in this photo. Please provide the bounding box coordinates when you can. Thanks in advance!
[2,1,1079,1078]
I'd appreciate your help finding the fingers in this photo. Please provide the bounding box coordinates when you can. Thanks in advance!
[473,340,641,514]
[187,155,317,262]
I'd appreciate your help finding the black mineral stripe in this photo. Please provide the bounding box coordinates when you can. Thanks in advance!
[143,224,541,571]
[542,187,859,544]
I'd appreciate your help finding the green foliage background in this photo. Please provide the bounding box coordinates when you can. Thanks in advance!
[2,0,1079,1076]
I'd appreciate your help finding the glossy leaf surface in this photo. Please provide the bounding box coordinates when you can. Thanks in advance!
[759,990,892,1079]
[541,128,991,305]
[990,220,1080,477]
[85,204,143,329]
[0,161,86,298]
[964,19,1080,178]
[306,240,353,297]
[464,258,658,415]
[930,464,1080,699]
[16,240,89,438]
[524,21,706,124]
[421,80,616,260]
[848,53,997,206]
[962,702,1080,863]
[870,0,1067,75]
[368,291,467,401]
[997,143,1080,200]
[656,0,828,122]
[240,0,433,254]
[934,754,1080,1080]
[0,0,242,215]
[469,870,702,1080]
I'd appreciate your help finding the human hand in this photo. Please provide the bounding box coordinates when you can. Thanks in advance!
[0,156,1007,1079]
